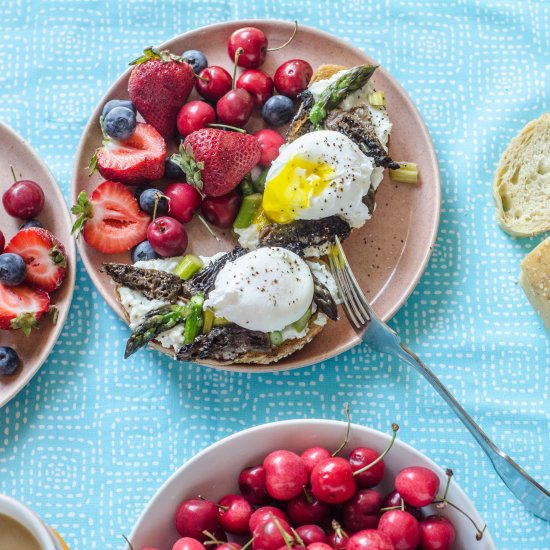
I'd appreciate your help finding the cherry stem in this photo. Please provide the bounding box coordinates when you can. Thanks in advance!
[270,513,294,548]
[241,537,256,550]
[433,498,486,540]
[207,123,247,133]
[232,47,244,88]
[400,497,405,511]
[202,530,220,545]
[302,485,313,504]
[121,534,134,550]
[151,191,162,223]
[10,165,17,183]
[194,212,220,241]
[194,72,209,81]
[267,20,298,52]
[291,527,305,547]
[379,505,402,512]
[442,468,453,500]
[352,423,399,476]
[332,402,351,456]
[331,520,348,540]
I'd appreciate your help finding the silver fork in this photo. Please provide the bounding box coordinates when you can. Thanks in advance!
[327,236,550,521]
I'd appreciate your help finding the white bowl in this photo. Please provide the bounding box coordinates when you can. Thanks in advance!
[129,420,495,549]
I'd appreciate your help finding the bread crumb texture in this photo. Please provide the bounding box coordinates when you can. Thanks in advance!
[493,113,550,237]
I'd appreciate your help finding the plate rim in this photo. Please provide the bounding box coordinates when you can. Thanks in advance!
[128,418,495,549]
[0,121,77,408]
[70,19,441,372]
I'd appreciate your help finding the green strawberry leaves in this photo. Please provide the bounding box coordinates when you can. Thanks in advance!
[170,143,205,193]
[71,191,93,237]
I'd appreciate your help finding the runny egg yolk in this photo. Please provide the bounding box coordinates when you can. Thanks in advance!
[262,156,334,223]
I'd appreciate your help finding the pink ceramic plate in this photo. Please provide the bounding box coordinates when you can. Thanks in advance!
[71,20,440,372]
[0,122,76,407]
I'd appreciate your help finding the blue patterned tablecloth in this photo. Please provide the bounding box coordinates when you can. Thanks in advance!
[0,1,549,548]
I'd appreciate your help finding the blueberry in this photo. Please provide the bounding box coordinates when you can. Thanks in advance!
[0,346,19,376]
[139,188,168,216]
[0,253,27,286]
[181,49,208,74]
[103,106,137,140]
[19,219,43,229]
[164,156,185,179]
[132,240,159,263]
[102,99,136,118]
[262,95,295,126]
[134,185,153,202]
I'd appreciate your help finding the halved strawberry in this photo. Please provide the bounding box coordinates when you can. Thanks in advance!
[91,122,166,185]
[5,228,67,292]
[0,283,50,336]
[71,180,150,254]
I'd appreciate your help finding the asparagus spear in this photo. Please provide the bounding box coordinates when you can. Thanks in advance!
[309,65,378,128]
[183,293,205,344]
[124,304,190,358]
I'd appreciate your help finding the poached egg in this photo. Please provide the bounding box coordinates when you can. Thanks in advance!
[204,247,314,332]
[262,130,375,229]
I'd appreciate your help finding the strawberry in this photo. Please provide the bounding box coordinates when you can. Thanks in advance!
[5,228,67,293]
[0,283,50,336]
[71,181,150,254]
[91,122,166,185]
[176,129,261,197]
[128,47,195,141]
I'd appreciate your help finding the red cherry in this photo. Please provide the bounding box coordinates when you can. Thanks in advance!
[395,467,440,508]
[172,538,207,550]
[201,190,242,228]
[252,517,293,550]
[295,525,328,546]
[346,530,394,550]
[236,70,274,104]
[310,457,356,504]
[196,66,232,102]
[287,491,330,526]
[228,27,268,69]
[177,101,216,137]
[239,465,270,505]
[175,499,221,542]
[249,506,289,533]
[217,494,254,536]
[216,545,241,550]
[327,522,349,550]
[147,217,188,257]
[349,447,385,489]
[342,489,382,533]
[378,509,421,550]
[419,515,456,550]
[263,449,308,500]
[382,490,422,521]
[164,183,202,224]
[306,544,333,550]
[0,231,4,254]
[3,179,45,219]
[253,129,285,167]
[274,59,313,98]
[217,88,254,127]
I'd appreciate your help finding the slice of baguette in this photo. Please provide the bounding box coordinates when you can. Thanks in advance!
[115,285,328,366]
[519,237,550,332]
[493,113,550,237]
[309,64,347,84]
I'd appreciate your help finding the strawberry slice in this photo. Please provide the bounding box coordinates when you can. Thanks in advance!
[5,228,67,292]
[92,122,166,185]
[71,180,150,254]
[0,283,50,336]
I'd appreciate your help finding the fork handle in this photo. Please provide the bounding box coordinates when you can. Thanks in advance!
[395,343,502,460]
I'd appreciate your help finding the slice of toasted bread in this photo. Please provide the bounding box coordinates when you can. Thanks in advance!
[309,64,347,84]
[115,285,328,366]
[493,113,550,237]
[519,237,550,332]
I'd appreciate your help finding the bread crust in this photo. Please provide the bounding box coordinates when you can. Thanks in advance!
[115,285,328,366]
[493,113,550,237]
[519,237,550,332]
[310,64,347,84]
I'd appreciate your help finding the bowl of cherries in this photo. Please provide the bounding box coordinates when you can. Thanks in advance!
[126,419,494,550]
